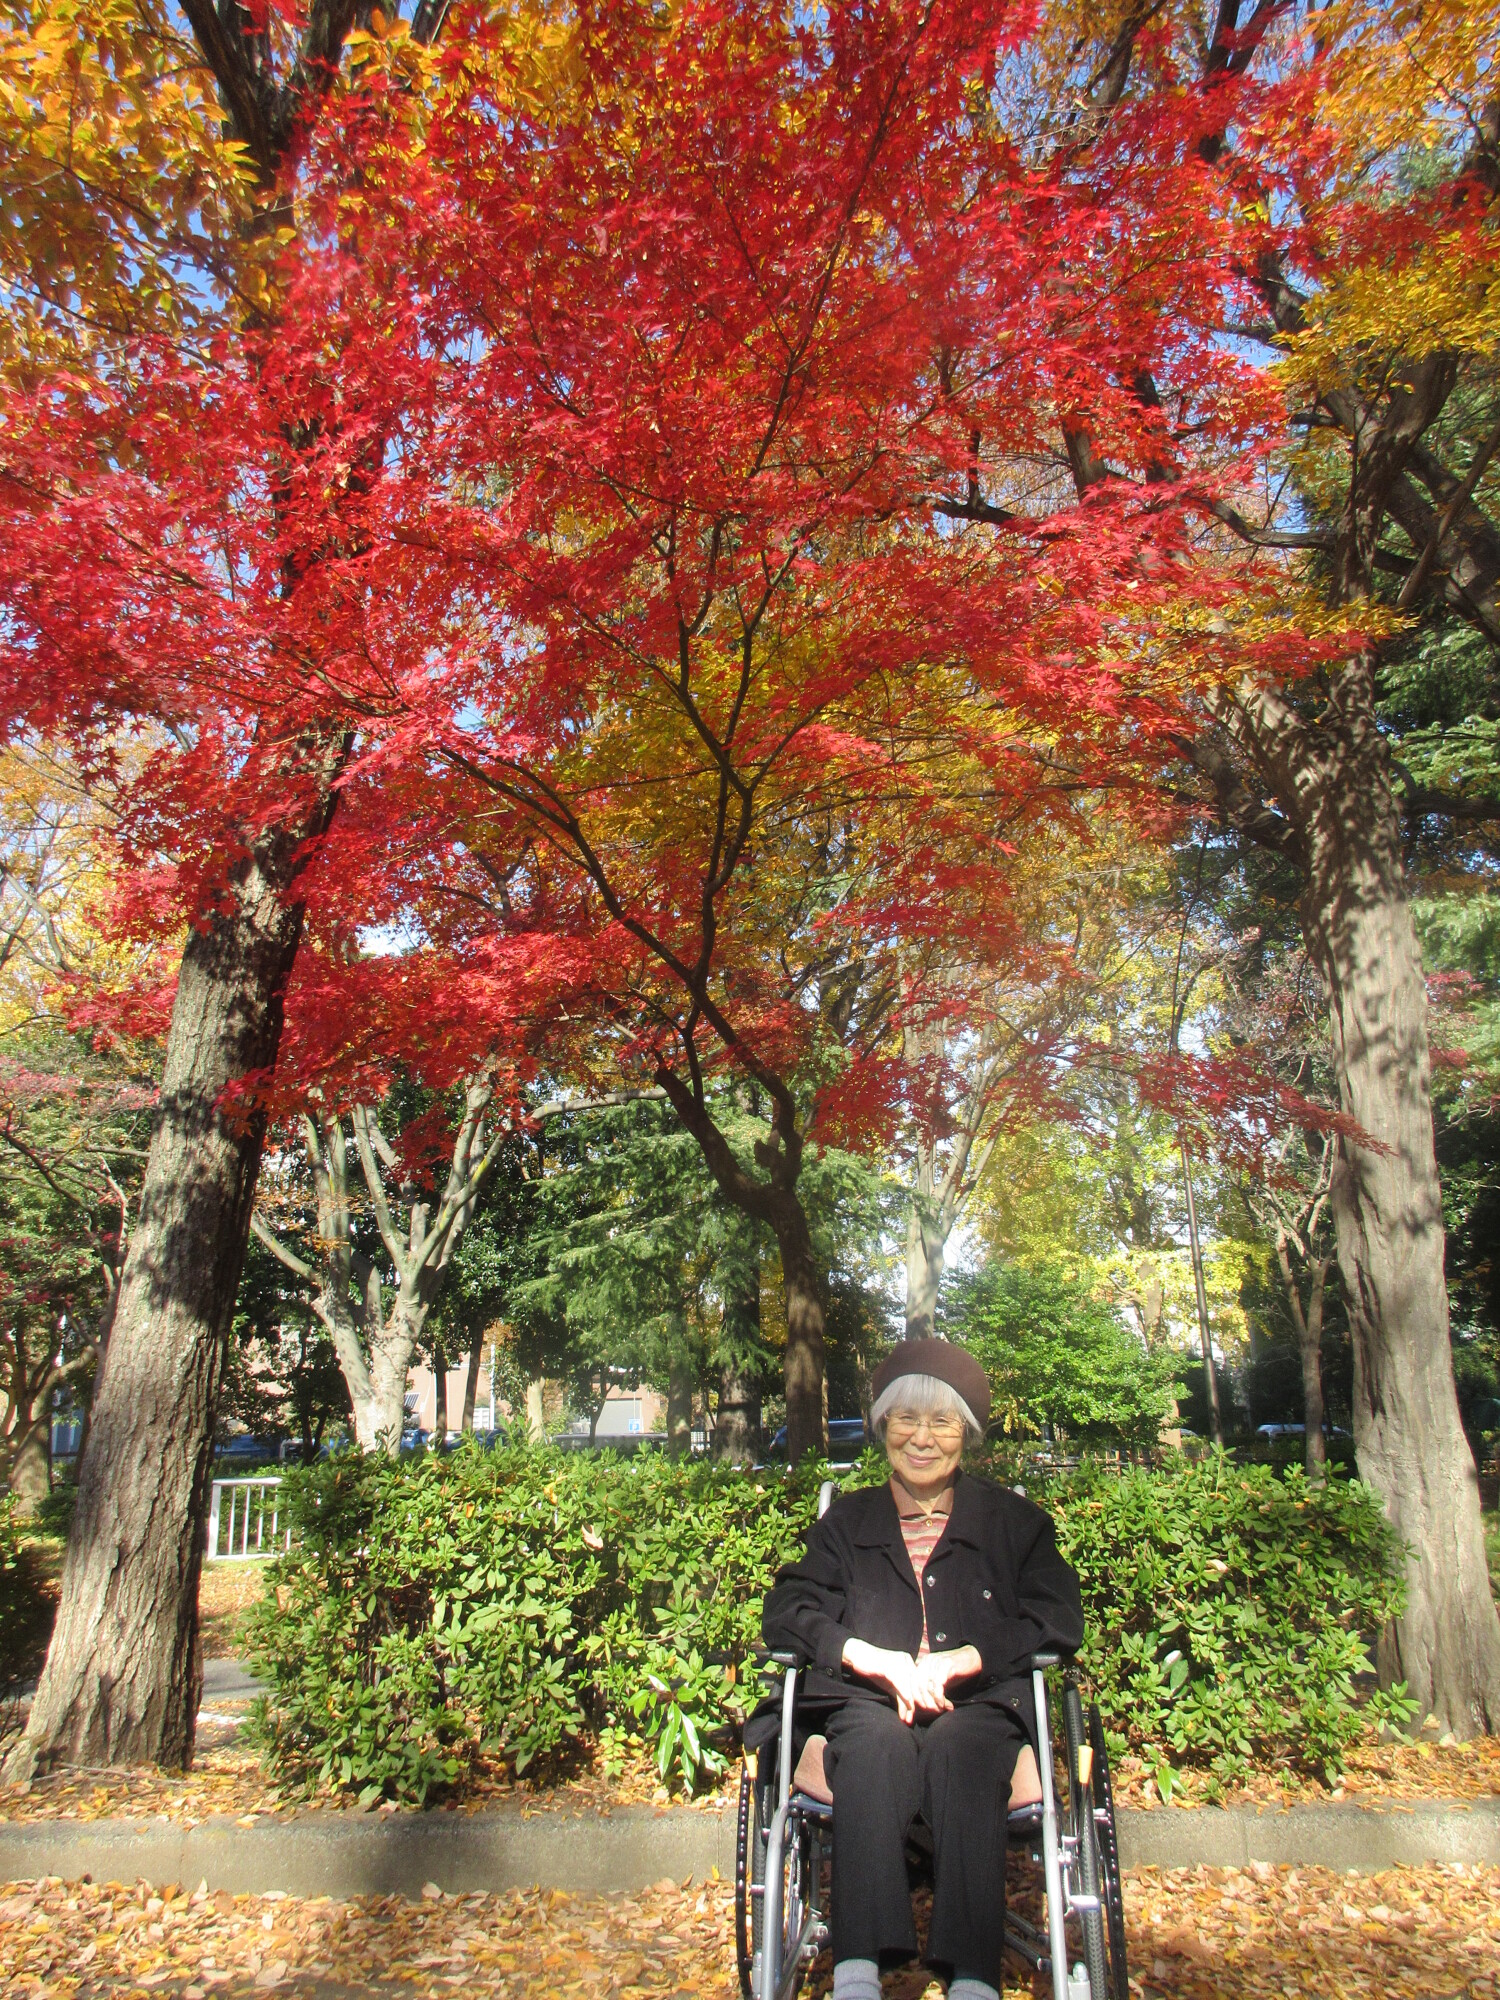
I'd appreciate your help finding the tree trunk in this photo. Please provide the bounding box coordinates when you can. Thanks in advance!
[714,1356,762,1465]
[770,1201,827,1463]
[904,1196,946,1342]
[1299,674,1500,1734]
[5,850,308,1779]
[714,1262,765,1464]
[1272,1228,1329,1486]
[666,1355,693,1458]
[8,1407,50,1515]
[460,1329,484,1432]
[1181,1140,1225,1449]
[525,1374,546,1442]
[359,1293,424,1455]
[1301,1258,1330,1487]
[433,1340,448,1442]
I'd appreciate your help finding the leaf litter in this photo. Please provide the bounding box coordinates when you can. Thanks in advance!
[4,1714,1496,1827]
[2,1863,1496,1999]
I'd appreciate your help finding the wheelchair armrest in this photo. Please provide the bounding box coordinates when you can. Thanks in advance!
[751,1646,804,1671]
[1028,1650,1069,1669]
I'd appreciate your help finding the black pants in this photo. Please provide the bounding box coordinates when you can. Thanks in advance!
[821,1699,1022,1984]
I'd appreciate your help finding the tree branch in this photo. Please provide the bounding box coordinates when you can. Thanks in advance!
[250,1209,315,1282]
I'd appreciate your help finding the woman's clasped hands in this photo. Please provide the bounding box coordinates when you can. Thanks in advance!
[841,1637,983,1724]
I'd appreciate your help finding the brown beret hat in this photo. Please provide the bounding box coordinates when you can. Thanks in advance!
[870,1338,991,1429]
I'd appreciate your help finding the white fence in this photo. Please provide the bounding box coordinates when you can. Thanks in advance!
[207,1476,290,1560]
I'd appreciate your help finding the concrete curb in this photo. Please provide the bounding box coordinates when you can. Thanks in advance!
[0,1807,734,1900]
[0,1799,1495,1898]
[1116,1799,1500,1871]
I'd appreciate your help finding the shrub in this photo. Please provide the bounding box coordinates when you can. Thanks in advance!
[1048,1456,1415,1795]
[243,1444,827,1804]
[244,1445,1410,1805]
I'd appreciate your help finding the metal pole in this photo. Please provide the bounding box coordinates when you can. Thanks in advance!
[1180,1138,1225,1449]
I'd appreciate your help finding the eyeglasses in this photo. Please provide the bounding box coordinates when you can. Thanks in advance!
[885,1411,965,1442]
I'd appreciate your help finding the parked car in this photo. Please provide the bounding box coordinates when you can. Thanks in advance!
[1254,1421,1351,1443]
[439,1425,513,1451]
[766,1417,868,1461]
[214,1433,278,1465]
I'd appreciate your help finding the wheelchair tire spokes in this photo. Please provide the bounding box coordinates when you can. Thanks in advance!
[734,1764,758,2000]
[1087,1701,1130,2000]
[757,1797,823,2000]
[1063,1678,1110,2000]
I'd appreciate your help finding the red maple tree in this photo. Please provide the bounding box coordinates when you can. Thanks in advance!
[275,0,1294,1455]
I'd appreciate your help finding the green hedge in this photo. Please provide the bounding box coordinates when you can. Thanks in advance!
[1054,1459,1415,1795]
[243,1447,1413,1805]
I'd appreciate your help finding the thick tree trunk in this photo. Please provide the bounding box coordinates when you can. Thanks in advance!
[460,1329,484,1432]
[1299,675,1500,1734]
[770,1201,827,1463]
[713,1356,762,1465]
[666,1356,693,1457]
[5,852,307,1779]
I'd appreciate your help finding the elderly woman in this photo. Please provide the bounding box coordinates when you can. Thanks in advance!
[760,1339,1083,2000]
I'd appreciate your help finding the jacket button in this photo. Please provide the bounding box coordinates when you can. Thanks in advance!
[1008,1696,1019,1707]
[926,1574,937,1587]
[982,1589,992,1600]
[934,1632,947,1644]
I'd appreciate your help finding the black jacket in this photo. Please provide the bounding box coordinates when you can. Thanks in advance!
[754,1473,1084,1748]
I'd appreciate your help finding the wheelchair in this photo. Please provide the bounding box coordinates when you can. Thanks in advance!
[735,1484,1127,2000]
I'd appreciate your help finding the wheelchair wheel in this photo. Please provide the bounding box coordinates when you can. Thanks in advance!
[1088,1702,1129,2000]
[734,1762,762,2000]
[736,1765,817,2000]
[1062,1679,1110,2000]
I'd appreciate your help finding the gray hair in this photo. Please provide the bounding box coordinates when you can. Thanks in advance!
[870,1372,982,1444]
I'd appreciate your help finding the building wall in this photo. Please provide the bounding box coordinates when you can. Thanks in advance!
[406,1353,499,1436]
[404,1352,669,1440]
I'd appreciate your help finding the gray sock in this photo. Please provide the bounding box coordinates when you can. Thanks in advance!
[832,1959,882,2000]
[948,1981,1000,2000]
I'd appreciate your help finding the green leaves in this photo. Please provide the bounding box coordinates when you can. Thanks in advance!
[245,1443,825,1803]
[954,1263,1181,1448]
[243,1446,1410,1807]
[1050,1457,1416,1792]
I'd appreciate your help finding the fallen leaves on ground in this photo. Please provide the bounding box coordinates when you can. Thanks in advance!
[1111,1731,1500,1810]
[2,1862,1497,1999]
[197,1569,267,1662]
[5,1707,1498,1828]
[0,1732,726,1828]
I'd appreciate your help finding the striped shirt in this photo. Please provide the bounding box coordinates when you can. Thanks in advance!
[893,1488,952,1657]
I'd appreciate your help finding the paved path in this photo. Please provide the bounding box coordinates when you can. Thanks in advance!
[1,1797,1495,1899]
[201,1659,265,1701]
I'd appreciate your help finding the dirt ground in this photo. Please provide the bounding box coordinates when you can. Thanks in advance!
[2,1861,1497,1999]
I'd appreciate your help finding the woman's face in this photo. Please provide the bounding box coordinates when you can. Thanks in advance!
[883,1401,965,1494]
